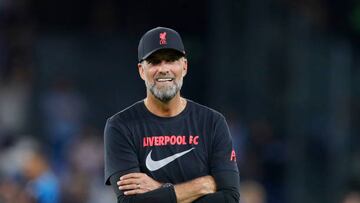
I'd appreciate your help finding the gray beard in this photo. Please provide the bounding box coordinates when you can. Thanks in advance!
[145,79,183,103]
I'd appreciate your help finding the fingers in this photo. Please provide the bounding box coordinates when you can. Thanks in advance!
[119,182,146,196]
[120,173,143,180]
[116,172,160,195]
[123,188,146,195]
[117,178,138,186]
[117,172,147,187]
[117,174,144,195]
[118,183,138,191]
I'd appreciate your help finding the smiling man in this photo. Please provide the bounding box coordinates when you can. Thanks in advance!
[104,27,240,203]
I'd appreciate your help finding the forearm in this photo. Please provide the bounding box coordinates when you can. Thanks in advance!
[110,172,177,203]
[193,191,238,203]
[174,175,216,203]
[113,175,215,203]
[111,172,216,203]
[193,171,240,203]
[116,187,176,203]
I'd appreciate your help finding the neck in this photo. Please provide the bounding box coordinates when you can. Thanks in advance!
[144,92,187,117]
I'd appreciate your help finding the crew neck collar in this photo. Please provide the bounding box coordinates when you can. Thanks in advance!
[140,99,191,122]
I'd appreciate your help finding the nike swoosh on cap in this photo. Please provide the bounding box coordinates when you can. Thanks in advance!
[145,147,195,171]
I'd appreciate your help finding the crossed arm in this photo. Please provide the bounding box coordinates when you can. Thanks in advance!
[110,170,239,203]
[105,116,240,202]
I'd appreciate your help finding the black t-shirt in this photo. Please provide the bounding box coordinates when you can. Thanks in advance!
[104,99,239,202]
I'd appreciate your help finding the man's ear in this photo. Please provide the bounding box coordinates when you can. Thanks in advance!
[182,58,188,77]
[138,63,145,81]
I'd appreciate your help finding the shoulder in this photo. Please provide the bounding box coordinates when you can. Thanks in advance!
[106,100,144,126]
[187,99,225,121]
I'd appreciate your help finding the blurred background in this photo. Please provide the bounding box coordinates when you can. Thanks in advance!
[0,0,360,203]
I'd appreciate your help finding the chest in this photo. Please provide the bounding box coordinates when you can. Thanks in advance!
[131,119,213,183]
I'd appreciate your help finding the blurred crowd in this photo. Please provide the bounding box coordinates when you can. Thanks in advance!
[0,62,114,203]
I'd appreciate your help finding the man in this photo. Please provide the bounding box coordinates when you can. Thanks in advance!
[104,27,240,203]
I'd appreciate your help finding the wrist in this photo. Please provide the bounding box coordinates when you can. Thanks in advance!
[161,183,173,189]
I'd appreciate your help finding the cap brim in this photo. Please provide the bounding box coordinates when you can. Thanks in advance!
[140,48,185,62]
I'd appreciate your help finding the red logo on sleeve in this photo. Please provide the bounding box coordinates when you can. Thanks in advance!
[159,32,167,45]
[230,149,237,162]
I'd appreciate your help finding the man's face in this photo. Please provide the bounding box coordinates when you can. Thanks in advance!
[138,49,187,102]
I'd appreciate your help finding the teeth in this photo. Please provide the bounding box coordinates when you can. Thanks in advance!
[156,78,173,82]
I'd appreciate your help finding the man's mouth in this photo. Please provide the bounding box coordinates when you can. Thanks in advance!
[155,78,174,82]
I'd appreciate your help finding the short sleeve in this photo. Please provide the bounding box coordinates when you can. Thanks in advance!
[210,116,239,173]
[104,118,140,185]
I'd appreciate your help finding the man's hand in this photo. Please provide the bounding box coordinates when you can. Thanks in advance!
[117,173,162,195]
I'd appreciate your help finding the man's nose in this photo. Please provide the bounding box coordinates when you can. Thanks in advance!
[157,61,170,73]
